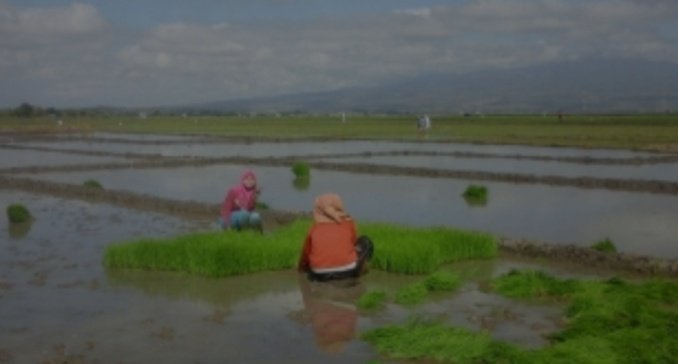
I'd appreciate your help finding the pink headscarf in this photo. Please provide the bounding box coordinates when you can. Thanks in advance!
[233,170,257,208]
[221,170,258,221]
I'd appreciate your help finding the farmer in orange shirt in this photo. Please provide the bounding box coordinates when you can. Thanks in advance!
[298,193,373,281]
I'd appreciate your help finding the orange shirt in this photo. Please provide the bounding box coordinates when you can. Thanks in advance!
[298,220,357,272]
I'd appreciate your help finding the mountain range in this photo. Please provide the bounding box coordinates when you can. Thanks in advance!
[189,59,678,114]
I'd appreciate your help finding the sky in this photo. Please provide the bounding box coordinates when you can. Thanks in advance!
[1,0,677,108]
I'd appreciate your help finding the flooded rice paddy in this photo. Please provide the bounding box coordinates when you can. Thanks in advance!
[19,164,678,258]
[2,133,677,363]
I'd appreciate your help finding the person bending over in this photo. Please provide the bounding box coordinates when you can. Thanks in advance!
[298,193,373,281]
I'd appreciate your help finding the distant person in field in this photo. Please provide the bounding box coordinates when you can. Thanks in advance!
[417,114,432,131]
[298,193,374,281]
[220,170,262,231]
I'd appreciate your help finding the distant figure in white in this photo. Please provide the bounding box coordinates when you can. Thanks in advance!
[417,114,431,131]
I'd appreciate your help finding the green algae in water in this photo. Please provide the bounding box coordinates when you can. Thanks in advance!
[6,203,31,223]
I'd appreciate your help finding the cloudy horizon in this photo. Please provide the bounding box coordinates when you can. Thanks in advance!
[1,0,677,108]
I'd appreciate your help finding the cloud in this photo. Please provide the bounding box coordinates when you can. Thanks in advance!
[0,2,106,46]
[1,0,678,107]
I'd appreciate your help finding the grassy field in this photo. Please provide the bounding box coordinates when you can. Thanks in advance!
[2,114,678,150]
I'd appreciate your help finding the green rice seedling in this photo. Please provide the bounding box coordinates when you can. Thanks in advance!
[491,269,580,300]
[105,219,309,277]
[525,336,619,364]
[360,223,497,275]
[362,319,522,363]
[462,184,488,205]
[395,282,428,305]
[6,203,31,223]
[105,220,497,277]
[591,237,616,253]
[357,290,388,311]
[83,179,103,189]
[423,271,461,292]
[493,270,678,364]
[291,161,311,178]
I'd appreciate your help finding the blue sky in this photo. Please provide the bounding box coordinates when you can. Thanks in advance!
[1,0,677,108]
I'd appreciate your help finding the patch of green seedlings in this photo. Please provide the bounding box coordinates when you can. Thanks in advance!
[363,319,519,363]
[359,271,462,309]
[291,161,311,178]
[83,179,103,189]
[6,203,31,223]
[591,237,617,253]
[104,219,497,277]
[363,270,678,363]
[357,290,388,311]
[462,184,488,205]
[360,223,497,274]
[395,271,462,305]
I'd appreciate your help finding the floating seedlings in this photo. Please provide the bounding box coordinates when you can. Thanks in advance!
[362,319,515,363]
[423,271,461,292]
[591,238,617,253]
[357,290,388,311]
[6,204,31,223]
[83,179,103,189]
[363,271,678,363]
[292,176,311,191]
[395,282,428,305]
[105,219,497,277]
[291,161,311,178]
[462,184,488,206]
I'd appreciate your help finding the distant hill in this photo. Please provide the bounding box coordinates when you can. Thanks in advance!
[190,59,678,114]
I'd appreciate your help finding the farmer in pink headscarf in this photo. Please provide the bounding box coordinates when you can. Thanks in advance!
[220,170,262,231]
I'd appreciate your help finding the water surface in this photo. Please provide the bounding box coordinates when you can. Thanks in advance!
[20,165,678,258]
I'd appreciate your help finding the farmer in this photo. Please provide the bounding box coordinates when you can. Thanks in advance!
[298,193,374,281]
[219,170,262,231]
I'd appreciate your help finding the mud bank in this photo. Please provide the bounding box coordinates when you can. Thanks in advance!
[306,150,678,166]
[4,152,678,195]
[0,175,302,227]
[0,143,164,159]
[500,237,678,278]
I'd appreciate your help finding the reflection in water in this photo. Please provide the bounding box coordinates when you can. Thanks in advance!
[463,196,488,207]
[292,176,311,191]
[106,269,298,309]
[8,220,33,239]
[294,276,365,354]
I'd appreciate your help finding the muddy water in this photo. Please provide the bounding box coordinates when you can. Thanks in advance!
[321,155,678,182]
[0,149,128,169]
[0,190,580,363]
[17,139,662,159]
[21,165,678,258]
